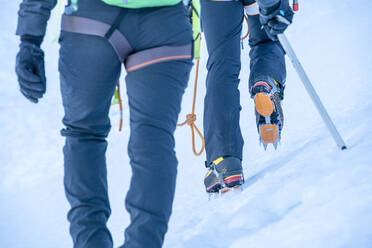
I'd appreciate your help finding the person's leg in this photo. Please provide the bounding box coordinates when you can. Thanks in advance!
[201,0,245,164]
[119,3,193,247]
[59,29,121,248]
[247,13,286,146]
[247,13,286,93]
[123,60,192,248]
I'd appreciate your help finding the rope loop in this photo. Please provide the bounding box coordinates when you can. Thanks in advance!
[178,113,205,156]
[191,122,205,156]
[177,58,205,156]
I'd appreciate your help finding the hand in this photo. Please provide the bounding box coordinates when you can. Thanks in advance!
[15,37,46,103]
[259,0,294,41]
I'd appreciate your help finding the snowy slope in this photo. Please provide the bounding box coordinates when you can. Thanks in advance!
[1,1,372,248]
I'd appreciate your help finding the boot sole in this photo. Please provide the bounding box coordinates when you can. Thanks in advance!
[254,92,279,144]
[208,176,243,194]
[254,92,274,117]
[260,124,279,144]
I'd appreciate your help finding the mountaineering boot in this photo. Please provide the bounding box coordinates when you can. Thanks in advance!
[204,156,243,193]
[204,169,222,193]
[252,78,284,150]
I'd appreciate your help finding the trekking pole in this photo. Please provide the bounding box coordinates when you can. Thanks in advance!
[277,32,347,150]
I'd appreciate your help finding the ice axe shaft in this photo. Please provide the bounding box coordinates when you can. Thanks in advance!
[277,33,347,150]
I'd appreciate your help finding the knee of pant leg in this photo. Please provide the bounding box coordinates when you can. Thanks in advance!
[127,122,179,198]
[206,56,241,88]
[205,84,241,112]
[128,121,176,161]
[61,120,111,139]
[60,87,113,139]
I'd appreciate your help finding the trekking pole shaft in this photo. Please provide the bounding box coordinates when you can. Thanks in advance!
[277,33,347,150]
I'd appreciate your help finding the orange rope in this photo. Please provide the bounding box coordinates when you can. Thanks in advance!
[177,59,205,156]
[117,81,123,132]
[241,15,249,41]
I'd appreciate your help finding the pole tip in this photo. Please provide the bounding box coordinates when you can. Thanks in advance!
[293,4,299,12]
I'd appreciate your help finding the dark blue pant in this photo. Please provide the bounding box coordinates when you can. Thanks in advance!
[58,1,192,247]
[201,0,286,164]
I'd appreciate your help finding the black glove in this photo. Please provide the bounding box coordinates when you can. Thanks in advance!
[15,35,46,103]
[259,0,294,41]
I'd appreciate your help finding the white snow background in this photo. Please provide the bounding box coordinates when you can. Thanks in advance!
[1,1,372,247]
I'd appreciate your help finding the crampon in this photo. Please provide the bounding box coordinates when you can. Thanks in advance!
[252,79,284,150]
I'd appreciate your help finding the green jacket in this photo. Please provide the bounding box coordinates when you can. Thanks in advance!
[16,0,184,37]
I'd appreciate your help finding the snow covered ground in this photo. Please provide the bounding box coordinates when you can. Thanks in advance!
[1,1,372,247]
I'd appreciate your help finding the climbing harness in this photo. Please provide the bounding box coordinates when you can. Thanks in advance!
[60,4,192,135]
